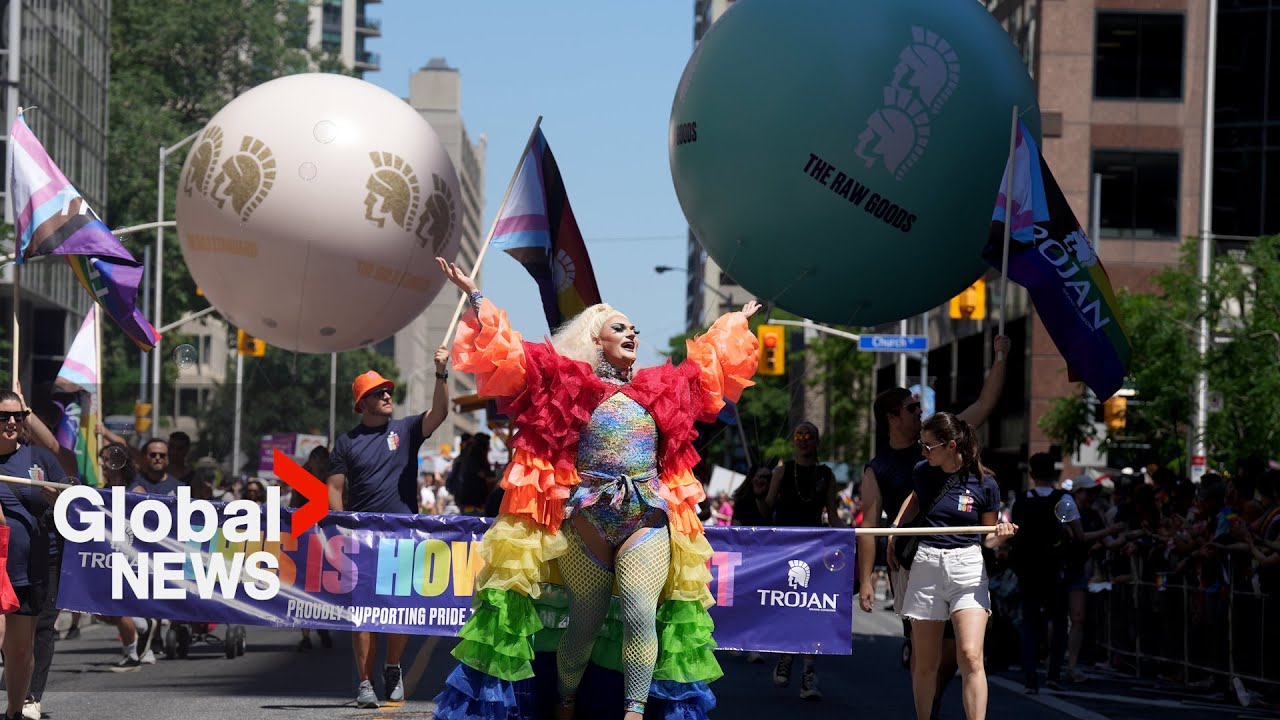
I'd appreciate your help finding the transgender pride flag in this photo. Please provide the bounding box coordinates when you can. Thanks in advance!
[489,127,602,331]
[984,120,1131,399]
[8,113,158,351]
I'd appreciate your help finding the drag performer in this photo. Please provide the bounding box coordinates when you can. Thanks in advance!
[431,258,760,720]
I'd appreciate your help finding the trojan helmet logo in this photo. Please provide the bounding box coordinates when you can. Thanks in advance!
[890,27,960,114]
[854,25,959,180]
[786,559,811,589]
[414,173,457,255]
[183,126,224,198]
[364,151,422,231]
[209,135,276,222]
[855,87,931,180]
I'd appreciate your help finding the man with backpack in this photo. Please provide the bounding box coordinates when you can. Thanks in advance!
[1009,453,1079,694]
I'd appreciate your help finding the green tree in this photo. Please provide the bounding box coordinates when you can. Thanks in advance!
[1039,235,1280,471]
[200,346,401,474]
[101,0,347,416]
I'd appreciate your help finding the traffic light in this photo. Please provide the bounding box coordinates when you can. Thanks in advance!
[1103,395,1127,432]
[237,329,266,357]
[756,324,786,376]
[949,278,986,320]
[133,401,152,435]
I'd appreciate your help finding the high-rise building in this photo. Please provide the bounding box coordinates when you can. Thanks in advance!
[873,1,1278,472]
[0,0,109,392]
[306,0,382,77]
[395,58,487,451]
[685,0,754,330]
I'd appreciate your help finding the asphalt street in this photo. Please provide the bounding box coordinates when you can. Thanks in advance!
[18,601,1275,719]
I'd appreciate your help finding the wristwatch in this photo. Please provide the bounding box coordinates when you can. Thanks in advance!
[435,371,449,380]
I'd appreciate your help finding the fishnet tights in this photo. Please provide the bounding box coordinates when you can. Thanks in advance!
[556,524,670,710]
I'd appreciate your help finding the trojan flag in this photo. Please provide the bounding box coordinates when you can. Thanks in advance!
[489,128,602,331]
[984,120,1131,398]
[8,113,159,351]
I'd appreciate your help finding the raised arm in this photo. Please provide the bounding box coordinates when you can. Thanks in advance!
[956,334,1011,429]
[421,346,451,439]
[437,257,528,398]
[15,385,58,456]
[684,300,762,420]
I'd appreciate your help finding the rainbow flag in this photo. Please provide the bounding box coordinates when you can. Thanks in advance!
[8,113,158,351]
[985,120,1131,399]
[53,308,100,486]
[489,127,601,330]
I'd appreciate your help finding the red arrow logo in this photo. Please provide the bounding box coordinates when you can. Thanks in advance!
[273,449,328,538]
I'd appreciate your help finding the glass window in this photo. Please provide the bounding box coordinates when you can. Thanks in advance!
[1095,12,1184,99]
[1094,151,1180,238]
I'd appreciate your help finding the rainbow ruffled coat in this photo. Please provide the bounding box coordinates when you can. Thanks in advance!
[433,300,757,720]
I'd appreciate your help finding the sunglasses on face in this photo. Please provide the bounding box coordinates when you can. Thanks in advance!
[366,388,393,401]
[148,452,168,459]
[0,410,30,423]
[793,432,815,441]
[921,439,949,453]
[903,402,921,414]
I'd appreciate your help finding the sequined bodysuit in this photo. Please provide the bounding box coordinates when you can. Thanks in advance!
[568,391,668,548]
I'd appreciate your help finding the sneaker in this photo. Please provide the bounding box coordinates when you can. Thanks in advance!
[139,649,156,665]
[384,665,405,702]
[746,651,764,664]
[21,699,39,720]
[297,635,313,653]
[1045,678,1063,691]
[63,626,80,641]
[110,655,142,673]
[1068,670,1087,683]
[773,655,793,688]
[138,619,160,657]
[799,667,823,701]
[355,680,380,709]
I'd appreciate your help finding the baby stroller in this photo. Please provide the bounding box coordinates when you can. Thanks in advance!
[163,620,247,659]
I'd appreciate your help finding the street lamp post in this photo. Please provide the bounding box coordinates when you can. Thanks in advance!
[150,132,201,439]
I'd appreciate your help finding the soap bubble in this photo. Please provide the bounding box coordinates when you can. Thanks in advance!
[173,343,198,369]
[823,548,848,572]
[102,445,130,471]
[1054,496,1078,523]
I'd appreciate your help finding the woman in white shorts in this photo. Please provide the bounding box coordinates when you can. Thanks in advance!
[888,412,1016,720]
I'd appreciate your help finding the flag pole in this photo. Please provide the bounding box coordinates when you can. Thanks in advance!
[441,116,544,347]
[996,104,1018,364]
[92,304,103,437]
[9,264,18,391]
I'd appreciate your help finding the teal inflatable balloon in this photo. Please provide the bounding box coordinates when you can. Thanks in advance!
[670,0,1040,326]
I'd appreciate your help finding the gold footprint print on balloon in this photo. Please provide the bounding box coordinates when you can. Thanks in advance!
[415,173,457,255]
[209,135,277,222]
[183,126,224,197]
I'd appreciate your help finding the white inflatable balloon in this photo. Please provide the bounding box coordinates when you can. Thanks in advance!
[176,73,461,353]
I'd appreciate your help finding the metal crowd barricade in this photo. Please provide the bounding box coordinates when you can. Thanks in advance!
[1090,576,1277,688]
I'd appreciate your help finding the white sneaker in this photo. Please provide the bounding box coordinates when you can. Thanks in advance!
[21,699,40,720]
[140,648,157,665]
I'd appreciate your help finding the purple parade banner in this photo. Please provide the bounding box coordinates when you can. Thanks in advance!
[55,490,855,655]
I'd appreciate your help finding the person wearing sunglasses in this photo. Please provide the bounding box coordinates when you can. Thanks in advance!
[762,420,843,701]
[0,389,66,720]
[326,347,450,709]
[431,258,760,720]
[129,439,181,497]
[887,412,1016,720]
[858,334,1011,720]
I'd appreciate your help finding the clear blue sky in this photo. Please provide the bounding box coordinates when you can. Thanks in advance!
[367,2,696,365]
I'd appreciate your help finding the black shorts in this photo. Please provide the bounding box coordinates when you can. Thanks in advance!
[902,617,955,639]
[12,582,48,617]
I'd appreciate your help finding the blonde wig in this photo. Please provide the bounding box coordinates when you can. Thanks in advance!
[550,303,627,369]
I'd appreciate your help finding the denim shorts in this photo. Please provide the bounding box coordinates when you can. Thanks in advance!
[902,544,990,621]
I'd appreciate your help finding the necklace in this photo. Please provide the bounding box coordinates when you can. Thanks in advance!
[595,359,631,384]
[790,462,820,503]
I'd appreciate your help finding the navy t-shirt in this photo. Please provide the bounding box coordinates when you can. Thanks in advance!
[132,472,182,496]
[329,414,427,514]
[0,445,67,586]
[867,443,920,524]
[912,461,1000,549]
